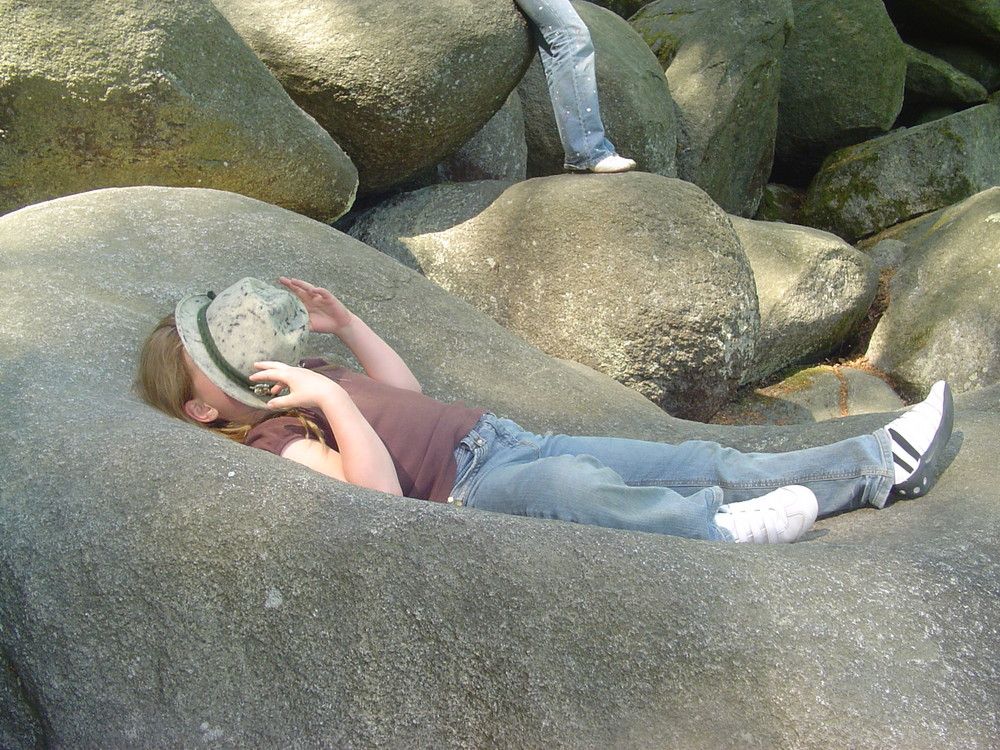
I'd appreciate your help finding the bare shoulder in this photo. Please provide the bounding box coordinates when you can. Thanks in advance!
[280,438,345,482]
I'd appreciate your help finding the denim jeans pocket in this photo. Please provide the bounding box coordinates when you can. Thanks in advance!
[449,424,491,506]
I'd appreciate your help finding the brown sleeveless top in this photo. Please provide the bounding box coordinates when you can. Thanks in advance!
[245,360,486,503]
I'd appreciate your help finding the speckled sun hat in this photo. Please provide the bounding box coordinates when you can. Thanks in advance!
[174,277,309,408]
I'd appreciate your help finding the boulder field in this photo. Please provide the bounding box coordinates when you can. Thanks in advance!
[1,188,997,749]
[3,0,1000,745]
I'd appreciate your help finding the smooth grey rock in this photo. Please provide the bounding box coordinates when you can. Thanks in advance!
[774,0,907,182]
[435,91,528,184]
[349,180,515,273]
[351,173,758,420]
[730,217,878,382]
[517,1,678,178]
[867,187,1000,395]
[800,102,1000,242]
[867,237,909,271]
[630,0,793,216]
[854,197,954,247]
[713,365,905,425]
[904,44,989,106]
[0,187,997,749]
[212,0,534,195]
[0,0,356,221]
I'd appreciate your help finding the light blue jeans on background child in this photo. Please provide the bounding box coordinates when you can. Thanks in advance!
[514,0,618,169]
[448,415,896,541]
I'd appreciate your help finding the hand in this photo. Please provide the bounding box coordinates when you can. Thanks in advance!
[252,360,403,496]
[279,277,354,336]
[250,361,348,411]
[278,276,421,393]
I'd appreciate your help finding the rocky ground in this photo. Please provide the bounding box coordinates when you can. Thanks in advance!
[2,0,999,747]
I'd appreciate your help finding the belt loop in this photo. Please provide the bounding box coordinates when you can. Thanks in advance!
[449,415,496,506]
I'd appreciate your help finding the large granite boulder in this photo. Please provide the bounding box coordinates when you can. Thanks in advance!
[349,173,758,420]
[800,102,1000,242]
[0,0,356,222]
[903,44,989,108]
[774,0,907,182]
[713,364,905,425]
[909,39,1000,92]
[435,91,528,184]
[212,0,534,195]
[0,187,998,749]
[729,217,878,382]
[517,1,678,178]
[867,187,1000,395]
[630,0,794,216]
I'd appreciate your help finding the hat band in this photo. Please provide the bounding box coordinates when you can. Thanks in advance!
[196,296,270,397]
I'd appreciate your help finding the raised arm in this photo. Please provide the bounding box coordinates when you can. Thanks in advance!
[251,361,403,496]
[280,277,421,392]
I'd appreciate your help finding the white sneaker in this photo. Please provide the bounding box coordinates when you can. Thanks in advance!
[589,155,636,173]
[886,380,954,498]
[715,486,818,544]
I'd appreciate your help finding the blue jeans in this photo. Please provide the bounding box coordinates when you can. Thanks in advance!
[514,0,618,169]
[448,415,896,541]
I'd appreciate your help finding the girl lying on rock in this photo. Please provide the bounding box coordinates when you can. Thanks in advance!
[135,277,954,545]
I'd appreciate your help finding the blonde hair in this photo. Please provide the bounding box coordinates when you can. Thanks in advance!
[135,314,323,444]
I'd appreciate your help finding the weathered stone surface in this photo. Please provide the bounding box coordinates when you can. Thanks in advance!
[867,187,1000,395]
[909,39,1000,92]
[435,91,528,184]
[348,179,514,272]
[866,237,909,270]
[897,43,989,124]
[517,1,677,178]
[350,173,758,420]
[752,183,806,222]
[904,44,989,106]
[630,0,793,216]
[774,0,907,182]
[730,217,878,382]
[212,0,534,195]
[1,187,998,749]
[800,102,1000,242]
[0,0,357,221]
[854,196,961,252]
[713,365,904,425]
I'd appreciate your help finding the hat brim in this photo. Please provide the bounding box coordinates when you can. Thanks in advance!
[174,292,274,409]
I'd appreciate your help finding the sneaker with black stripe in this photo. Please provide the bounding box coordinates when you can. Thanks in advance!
[886,381,954,499]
